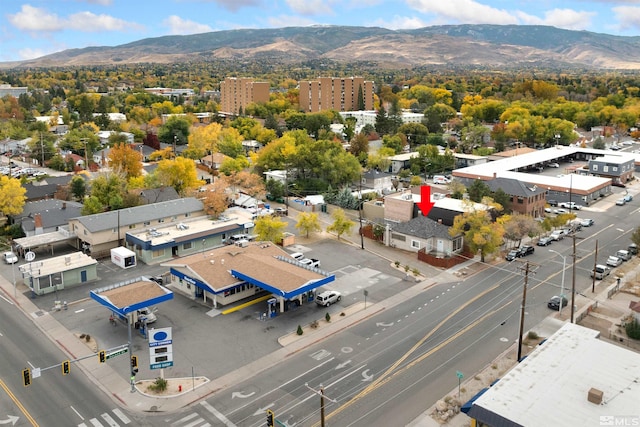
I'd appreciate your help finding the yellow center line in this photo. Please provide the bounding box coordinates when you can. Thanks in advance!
[0,378,39,426]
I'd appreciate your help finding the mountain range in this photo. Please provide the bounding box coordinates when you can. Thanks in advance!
[4,25,640,70]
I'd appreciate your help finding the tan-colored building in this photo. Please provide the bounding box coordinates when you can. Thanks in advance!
[219,77,270,115]
[299,77,374,113]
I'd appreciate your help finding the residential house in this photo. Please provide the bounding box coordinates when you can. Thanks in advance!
[387,152,418,174]
[13,199,83,237]
[137,187,180,205]
[22,175,75,202]
[588,154,635,185]
[201,152,229,172]
[360,170,394,195]
[388,215,463,257]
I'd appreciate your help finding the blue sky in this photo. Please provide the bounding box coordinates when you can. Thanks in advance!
[2,0,640,62]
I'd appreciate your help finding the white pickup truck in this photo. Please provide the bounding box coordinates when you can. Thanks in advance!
[558,201,582,210]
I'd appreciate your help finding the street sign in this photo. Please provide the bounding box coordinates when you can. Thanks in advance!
[149,327,173,370]
[106,347,128,360]
[25,251,35,262]
[456,371,464,379]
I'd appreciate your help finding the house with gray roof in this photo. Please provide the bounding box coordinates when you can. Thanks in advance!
[14,199,83,237]
[485,177,547,218]
[388,215,463,257]
[68,197,206,256]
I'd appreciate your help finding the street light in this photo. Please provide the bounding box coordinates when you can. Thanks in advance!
[549,249,566,315]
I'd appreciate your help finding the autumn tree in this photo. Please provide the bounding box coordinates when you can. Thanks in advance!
[202,180,230,218]
[254,215,287,243]
[217,127,244,158]
[499,214,542,248]
[349,132,369,160]
[326,208,355,241]
[226,171,265,198]
[296,212,322,238]
[0,176,27,215]
[86,172,128,211]
[108,143,143,179]
[219,157,250,176]
[450,202,504,262]
[183,122,222,159]
[154,157,203,196]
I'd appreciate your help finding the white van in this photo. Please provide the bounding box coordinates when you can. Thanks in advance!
[433,175,451,185]
[616,249,631,261]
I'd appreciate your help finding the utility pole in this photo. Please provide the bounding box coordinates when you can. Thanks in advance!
[571,234,577,323]
[592,240,598,293]
[517,261,530,362]
[40,132,45,168]
[306,383,337,427]
[358,174,364,250]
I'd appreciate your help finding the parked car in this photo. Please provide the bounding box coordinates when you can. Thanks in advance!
[624,194,633,203]
[505,249,521,261]
[315,290,341,307]
[616,249,631,261]
[616,198,626,206]
[553,208,568,214]
[547,295,568,310]
[558,201,582,210]
[299,258,321,268]
[579,218,594,227]
[548,162,560,168]
[606,255,622,267]
[547,200,559,207]
[290,252,305,261]
[549,231,564,241]
[591,264,611,280]
[3,251,18,264]
[544,207,552,213]
[519,245,535,256]
[537,237,553,246]
[628,243,638,255]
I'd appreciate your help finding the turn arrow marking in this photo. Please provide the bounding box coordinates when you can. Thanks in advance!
[0,415,19,426]
[253,403,274,416]
[416,185,436,216]
[376,322,394,327]
[361,369,373,382]
[335,360,351,370]
[232,390,255,399]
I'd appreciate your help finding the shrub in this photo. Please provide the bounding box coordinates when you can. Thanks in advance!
[527,331,539,340]
[625,319,640,339]
[85,334,91,342]
[404,264,410,272]
[325,312,331,322]
[394,260,400,268]
[297,325,303,335]
[148,377,168,392]
[310,320,319,329]
[412,268,420,276]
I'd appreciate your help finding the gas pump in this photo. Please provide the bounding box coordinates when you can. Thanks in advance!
[267,298,277,318]
[307,290,315,303]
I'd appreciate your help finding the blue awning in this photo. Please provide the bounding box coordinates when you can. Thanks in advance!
[90,281,173,317]
[461,388,489,414]
[230,269,335,299]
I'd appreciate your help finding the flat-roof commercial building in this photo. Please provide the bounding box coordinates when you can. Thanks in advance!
[466,323,640,427]
[452,146,636,205]
[126,210,255,265]
[219,77,270,116]
[19,251,98,296]
[299,77,374,113]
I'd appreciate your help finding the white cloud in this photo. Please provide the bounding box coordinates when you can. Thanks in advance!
[406,0,519,25]
[373,15,427,30]
[267,15,317,28]
[163,16,213,35]
[516,9,594,31]
[8,5,141,33]
[613,6,640,31]
[8,5,64,31]
[18,46,61,60]
[286,0,334,15]
[206,0,263,12]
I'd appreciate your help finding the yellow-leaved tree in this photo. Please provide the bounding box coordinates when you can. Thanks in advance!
[254,215,287,244]
[108,143,143,179]
[296,212,322,238]
[183,122,223,159]
[154,157,204,196]
[0,176,27,216]
[450,198,504,262]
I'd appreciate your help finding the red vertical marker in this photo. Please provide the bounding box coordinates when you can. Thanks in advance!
[416,185,436,216]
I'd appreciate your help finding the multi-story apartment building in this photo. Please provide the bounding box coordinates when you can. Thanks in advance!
[219,78,270,115]
[299,77,374,113]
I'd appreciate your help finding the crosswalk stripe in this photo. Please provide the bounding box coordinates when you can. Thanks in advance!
[171,412,199,425]
[89,419,102,427]
[78,424,87,427]
[182,418,206,427]
[112,408,131,424]
[200,401,237,427]
[101,413,119,427]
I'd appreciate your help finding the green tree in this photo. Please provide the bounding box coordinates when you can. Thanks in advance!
[217,127,244,158]
[158,115,191,145]
[296,212,322,238]
[69,175,87,201]
[89,173,128,210]
[81,196,104,215]
[254,215,287,243]
[468,179,491,202]
[326,208,355,241]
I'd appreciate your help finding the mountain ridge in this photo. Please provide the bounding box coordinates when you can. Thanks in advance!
[4,24,640,70]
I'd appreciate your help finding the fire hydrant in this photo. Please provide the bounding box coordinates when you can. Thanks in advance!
[178,385,182,392]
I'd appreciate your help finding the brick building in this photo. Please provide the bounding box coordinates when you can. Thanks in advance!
[299,77,374,113]
[219,78,270,115]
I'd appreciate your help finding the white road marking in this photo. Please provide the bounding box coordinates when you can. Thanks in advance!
[200,401,237,427]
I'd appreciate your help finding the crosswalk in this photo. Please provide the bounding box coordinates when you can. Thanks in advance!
[78,408,130,427]
[170,412,211,427]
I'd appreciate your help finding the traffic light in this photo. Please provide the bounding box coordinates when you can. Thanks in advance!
[266,409,274,427]
[99,350,106,363]
[130,355,138,377]
[62,360,70,375]
[22,368,31,387]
